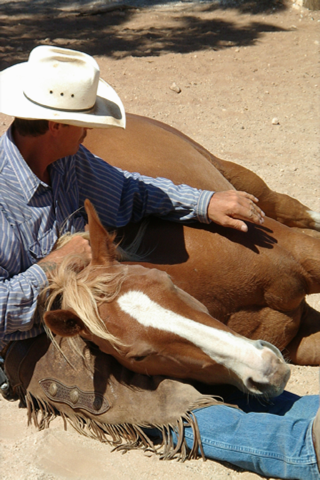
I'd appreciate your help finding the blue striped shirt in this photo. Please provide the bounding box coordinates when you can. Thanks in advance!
[0,127,213,350]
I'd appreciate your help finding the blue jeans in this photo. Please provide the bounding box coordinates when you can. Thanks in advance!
[176,390,320,479]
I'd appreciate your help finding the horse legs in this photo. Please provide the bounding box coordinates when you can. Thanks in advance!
[206,156,320,231]
[285,301,320,365]
[178,128,320,230]
[225,300,320,366]
[225,304,302,355]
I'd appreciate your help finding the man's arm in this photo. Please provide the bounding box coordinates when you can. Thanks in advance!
[0,264,47,348]
[0,209,91,349]
[75,146,264,231]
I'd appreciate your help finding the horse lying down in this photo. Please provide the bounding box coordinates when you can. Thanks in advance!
[83,114,320,366]
[43,200,290,400]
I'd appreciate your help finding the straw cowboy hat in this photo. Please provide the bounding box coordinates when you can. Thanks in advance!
[0,46,126,129]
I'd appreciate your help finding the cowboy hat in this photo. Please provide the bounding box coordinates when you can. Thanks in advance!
[0,45,126,129]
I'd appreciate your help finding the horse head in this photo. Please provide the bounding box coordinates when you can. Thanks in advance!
[44,200,290,398]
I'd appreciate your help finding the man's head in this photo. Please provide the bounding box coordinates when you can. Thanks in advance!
[12,118,49,137]
[0,46,125,129]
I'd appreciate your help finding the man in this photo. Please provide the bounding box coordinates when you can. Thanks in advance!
[0,46,319,480]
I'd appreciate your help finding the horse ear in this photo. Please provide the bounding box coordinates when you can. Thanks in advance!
[44,309,87,337]
[84,199,117,266]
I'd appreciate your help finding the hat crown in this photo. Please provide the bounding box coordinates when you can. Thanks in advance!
[24,46,100,111]
[0,45,126,129]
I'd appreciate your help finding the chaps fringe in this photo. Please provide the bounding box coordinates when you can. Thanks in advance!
[6,335,227,463]
[23,390,217,461]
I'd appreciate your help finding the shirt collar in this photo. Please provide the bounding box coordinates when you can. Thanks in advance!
[2,126,65,202]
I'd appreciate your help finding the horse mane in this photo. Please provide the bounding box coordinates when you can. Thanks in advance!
[40,219,150,353]
[41,232,132,350]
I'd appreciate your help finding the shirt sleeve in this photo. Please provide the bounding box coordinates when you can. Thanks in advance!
[74,145,214,228]
[0,210,48,343]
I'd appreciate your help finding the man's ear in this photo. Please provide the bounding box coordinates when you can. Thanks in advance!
[48,121,67,136]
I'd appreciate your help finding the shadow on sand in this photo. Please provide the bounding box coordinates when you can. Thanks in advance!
[0,0,288,68]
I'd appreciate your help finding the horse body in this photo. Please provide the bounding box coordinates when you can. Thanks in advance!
[128,216,316,332]
[84,113,320,231]
[44,200,290,398]
[83,114,320,365]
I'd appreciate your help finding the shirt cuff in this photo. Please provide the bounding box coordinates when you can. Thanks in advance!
[25,264,49,290]
[196,190,215,224]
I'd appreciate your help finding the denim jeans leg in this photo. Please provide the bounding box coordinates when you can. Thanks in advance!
[179,393,320,480]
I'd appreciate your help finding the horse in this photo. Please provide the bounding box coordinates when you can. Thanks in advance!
[82,114,320,366]
[43,199,290,399]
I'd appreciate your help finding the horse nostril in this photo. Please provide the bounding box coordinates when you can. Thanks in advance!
[256,339,283,359]
[256,339,271,350]
[244,377,265,396]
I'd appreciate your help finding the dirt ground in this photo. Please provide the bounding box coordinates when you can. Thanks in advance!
[0,1,319,479]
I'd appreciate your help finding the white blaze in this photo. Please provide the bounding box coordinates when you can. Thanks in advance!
[117,290,265,375]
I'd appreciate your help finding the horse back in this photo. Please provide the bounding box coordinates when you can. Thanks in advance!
[84,113,232,192]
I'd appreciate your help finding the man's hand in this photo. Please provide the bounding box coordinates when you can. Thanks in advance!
[208,190,265,232]
[38,235,92,277]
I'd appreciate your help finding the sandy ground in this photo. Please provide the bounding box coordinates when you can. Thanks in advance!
[0,1,320,479]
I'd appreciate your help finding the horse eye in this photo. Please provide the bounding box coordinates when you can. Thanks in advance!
[132,355,147,362]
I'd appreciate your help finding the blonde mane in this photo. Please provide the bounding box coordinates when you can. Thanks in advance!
[41,232,130,349]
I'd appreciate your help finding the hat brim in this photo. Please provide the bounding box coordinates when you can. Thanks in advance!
[0,63,126,129]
